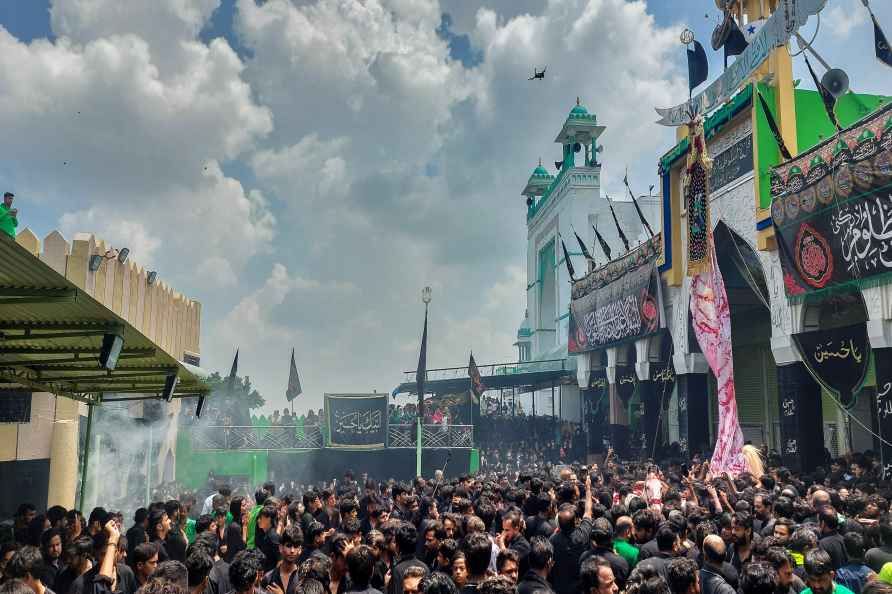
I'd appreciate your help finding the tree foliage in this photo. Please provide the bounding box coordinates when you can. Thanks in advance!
[207,371,266,424]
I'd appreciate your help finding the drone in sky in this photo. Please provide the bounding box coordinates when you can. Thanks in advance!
[528,66,546,81]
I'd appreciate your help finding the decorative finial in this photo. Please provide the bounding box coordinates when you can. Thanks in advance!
[538,157,542,166]
[576,96,581,106]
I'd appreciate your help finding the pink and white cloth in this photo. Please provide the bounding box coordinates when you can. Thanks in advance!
[689,241,747,476]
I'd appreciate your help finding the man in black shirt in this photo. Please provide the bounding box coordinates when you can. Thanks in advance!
[817,507,847,571]
[261,526,301,594]
[389,524,427,594]
[517,537,554,594]
[345,545,382,594]
[637,525,678,582]
[7,545,56,594]
[579,555,619,594]
[226,551,263,594]
[700,536,736,594]
[579,518,628,590]
[666,557,700,594]
[548,474,593,594]
[254,507,280,573]
[185,548,213,594]
[634,509,659,561]
[498,512,531,577]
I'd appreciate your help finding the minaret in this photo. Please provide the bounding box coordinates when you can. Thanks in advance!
[520,98,608,361]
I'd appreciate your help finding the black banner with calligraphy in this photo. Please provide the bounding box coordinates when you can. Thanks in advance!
[324,394,388,449]
[771,101,892,300]
[793,324,870,409]
[615,367,638,405]
[568,235,663,353]
[710,134,754,192]
[586,371,610,452]
[871,348,892,480]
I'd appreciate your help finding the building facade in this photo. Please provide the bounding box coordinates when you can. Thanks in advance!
[516,99,659,424]
[0,229,201,516]
[570,0,892,471]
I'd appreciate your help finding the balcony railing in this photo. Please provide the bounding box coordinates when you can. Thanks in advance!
[191,425,324,451]
[190,424,474,451]
[402,359,566,384]
[387,424,474,449]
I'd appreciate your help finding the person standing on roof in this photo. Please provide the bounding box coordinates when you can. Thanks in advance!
[1,192,18,238]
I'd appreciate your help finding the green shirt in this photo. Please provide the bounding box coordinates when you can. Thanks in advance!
[185,518,196,544]
[801,584,855,594]
[246,505,262,549]
[614,538,639,569]
[0,204,17,239]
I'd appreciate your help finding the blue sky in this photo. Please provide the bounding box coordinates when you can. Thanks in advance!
[1,0,890,414]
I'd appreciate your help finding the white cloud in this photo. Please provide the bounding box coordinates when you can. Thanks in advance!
[59,210,162,266]
[50,0,221,72]
[824,0,870,40]
[2,0,689,415]
[0,26,274,296]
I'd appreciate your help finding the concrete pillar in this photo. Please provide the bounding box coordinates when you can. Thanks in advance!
[776,362,823,473]
[47,397,80,509]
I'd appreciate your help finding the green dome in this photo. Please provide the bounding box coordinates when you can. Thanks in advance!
[570,104,588,116]
[532,165,549,177]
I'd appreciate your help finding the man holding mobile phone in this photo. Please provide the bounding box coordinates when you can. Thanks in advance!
[1,192,17,239]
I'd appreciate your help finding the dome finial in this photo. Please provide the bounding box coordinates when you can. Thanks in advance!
[538,157,542,166]
[576,96,581,106]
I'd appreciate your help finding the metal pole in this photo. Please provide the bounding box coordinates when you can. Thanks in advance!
[416,415,423,477]
[78,403,94,510]
[145,423,152,507]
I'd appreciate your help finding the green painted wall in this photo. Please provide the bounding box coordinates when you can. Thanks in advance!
[794,90,889,154]
[756,86,889,210]
[175,431,268,490]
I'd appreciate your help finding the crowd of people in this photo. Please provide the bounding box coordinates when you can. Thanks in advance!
[3,447,892,594]
[476,417,586,473]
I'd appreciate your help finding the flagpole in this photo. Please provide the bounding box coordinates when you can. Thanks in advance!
[417,298,428,478]
[417,288,432,478]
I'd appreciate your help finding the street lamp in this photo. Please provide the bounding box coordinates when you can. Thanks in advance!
[417,286,432,478]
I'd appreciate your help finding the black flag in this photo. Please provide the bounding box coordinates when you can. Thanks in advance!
[560,237,576,281]
[624,170,655,238]
[756,90,793,160]
[723,19,748,68]
[415,308,428,417]
[606,195,631,252]
[804,55,841,132]
[592,224,612,261]
[227,348,239,385]
[468,353,485,400]
[574,229,595,263]
[286,348,302,401]
[687,40,709,92]
[871,9,892,68]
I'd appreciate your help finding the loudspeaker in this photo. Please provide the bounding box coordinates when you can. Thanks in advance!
[99,333,123,371]
[822,68,850,98]
[573,142,582,153]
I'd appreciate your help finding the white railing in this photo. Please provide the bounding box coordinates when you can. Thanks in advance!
[191,425,324,451]
[387,424,474,449]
